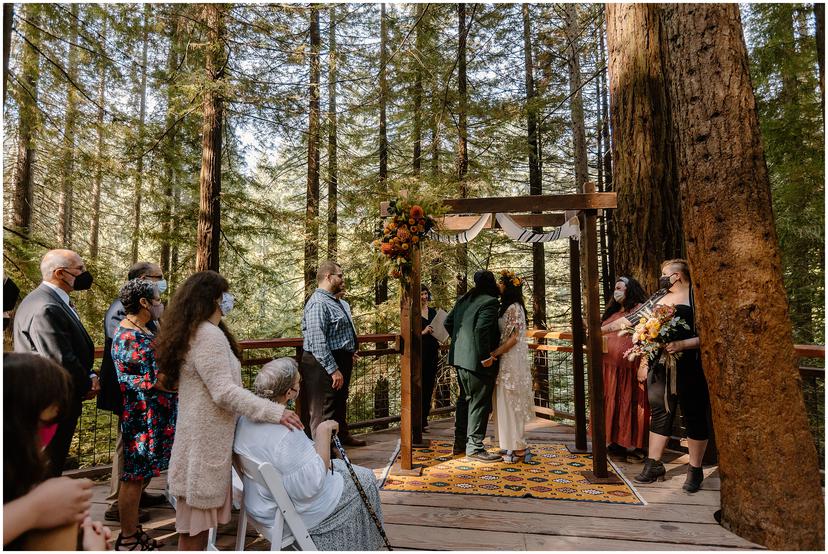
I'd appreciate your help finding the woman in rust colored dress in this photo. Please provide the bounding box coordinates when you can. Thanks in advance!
[600,276,649,462]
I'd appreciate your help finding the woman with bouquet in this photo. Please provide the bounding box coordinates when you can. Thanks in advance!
[602,259,711,493]
[600,276,650,463]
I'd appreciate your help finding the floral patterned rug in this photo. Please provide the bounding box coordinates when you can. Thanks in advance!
[380,440,645,505]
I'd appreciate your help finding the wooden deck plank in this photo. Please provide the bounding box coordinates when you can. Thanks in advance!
[385,523,527,551]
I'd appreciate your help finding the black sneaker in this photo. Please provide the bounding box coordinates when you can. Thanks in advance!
[467,450,502,463]
[105,505,150,523]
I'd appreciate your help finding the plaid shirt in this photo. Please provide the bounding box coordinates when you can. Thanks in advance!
[302,288,358,374]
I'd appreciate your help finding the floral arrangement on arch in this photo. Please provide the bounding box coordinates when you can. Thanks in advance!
[373,197,436,280]
[498,269,522,287]
[621,304,690,369]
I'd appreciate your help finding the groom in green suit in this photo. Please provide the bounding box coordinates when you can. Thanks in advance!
[444,270,502,462]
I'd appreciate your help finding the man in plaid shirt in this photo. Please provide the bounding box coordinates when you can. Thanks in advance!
[299,260,367,447]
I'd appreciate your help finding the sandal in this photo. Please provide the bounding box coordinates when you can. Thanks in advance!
[115,526,158,551]
[502,450,518,463]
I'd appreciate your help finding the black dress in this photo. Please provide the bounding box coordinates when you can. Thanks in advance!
[421,307,440,427]
[646,303,711,440]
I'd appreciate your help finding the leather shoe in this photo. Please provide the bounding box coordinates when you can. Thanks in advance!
[340,436,367,447]
[105,505,150,523]
[139,491,169,508]
[467,450,502,463]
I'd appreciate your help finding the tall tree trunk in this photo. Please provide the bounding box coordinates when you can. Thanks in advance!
[595,24,611,302]
[160,18,180,275]
[131,4,150,264]
[455,3,469,297]
[195,4,225,273]
[815,2,824,113]
[523,3,547,406]
[326,5,338,261]
[661,4,824,549]
[12,4,40,234]
[57,3,80,247]
[89,18,108,260]
[600,14,615,292]
[375,3,389,306]
[605,4,682,291]
[430,65,441,177]
[3,3,12,105]
[303,6,321,298]
[412,4,425,175]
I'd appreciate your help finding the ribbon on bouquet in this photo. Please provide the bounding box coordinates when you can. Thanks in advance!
[495,211,581,243]
[427,213,490,244]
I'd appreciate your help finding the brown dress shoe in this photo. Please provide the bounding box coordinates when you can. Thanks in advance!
[340,435,367,447]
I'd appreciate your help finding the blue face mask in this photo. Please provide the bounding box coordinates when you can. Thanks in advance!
[219,292,235,316]
[156,279,168,294]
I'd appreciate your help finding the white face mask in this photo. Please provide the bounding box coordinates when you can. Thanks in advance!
[219,292,235,316]
[156,279,168,294]
[613,290,625,303]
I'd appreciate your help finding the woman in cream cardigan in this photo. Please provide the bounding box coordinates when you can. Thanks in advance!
[155,271,303,550]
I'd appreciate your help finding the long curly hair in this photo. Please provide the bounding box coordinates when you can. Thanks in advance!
[155,271,240,388]
[498,272,528,323]
[601,276,648,322]
[4,353,72,503]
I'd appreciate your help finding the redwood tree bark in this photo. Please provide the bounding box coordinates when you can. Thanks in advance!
[57,4,80,247]
[12,4,40,234]
[661,4,824,549]
[89,17,108,261]
[326,5,338,261]
[412,3,425,175]
[160,18,180,275]
[455,3,469,297]
[605,3,683,291]
[375,3,388,306]
[130,4,150,265]
[195,4,225,273]
[304,6,321,299]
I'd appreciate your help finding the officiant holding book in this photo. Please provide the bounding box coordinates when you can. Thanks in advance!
[420,285,445,431]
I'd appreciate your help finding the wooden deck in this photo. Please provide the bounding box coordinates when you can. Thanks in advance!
[90,417,763,550]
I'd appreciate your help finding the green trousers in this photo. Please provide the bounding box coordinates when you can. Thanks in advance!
[453,366,496,455]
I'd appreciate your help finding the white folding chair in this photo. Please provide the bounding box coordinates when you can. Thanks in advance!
[232,453,317,551]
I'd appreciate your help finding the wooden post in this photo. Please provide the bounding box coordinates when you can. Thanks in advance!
[569,238,588,452]
[581,182,620,484]
[391,247,424,475]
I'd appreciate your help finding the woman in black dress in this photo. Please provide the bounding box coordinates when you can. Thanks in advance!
[601,259,711,492]
[420,286,440,430]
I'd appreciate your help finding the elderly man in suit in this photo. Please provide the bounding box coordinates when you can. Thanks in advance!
[444,270,502,462]
[14,249,97,476]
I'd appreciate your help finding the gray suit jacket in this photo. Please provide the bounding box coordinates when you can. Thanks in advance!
[13,283,95,399]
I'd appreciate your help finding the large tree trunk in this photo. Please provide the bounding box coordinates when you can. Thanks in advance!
[57,3,80,247]
[195,4,225,273]
[12,4,40,234]
[160,18,180,275]
[522,3,547,406]
[130,4,150,264]
[600,18,615,286]
[412,4,425,175]
[89,17,108,260]
[815,3,824,112]
[326,5,338,261]
[303,6,321,298]
[661,4,824,549]
[455,3,469,297]
[375,3,389,306]
[596,13,611,302]
[605,3,682,291]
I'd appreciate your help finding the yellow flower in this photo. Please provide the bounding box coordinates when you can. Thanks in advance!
[512,278,520,286]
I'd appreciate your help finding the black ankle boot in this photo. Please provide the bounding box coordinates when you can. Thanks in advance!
[634,458,666,483]
[682,465,704,493]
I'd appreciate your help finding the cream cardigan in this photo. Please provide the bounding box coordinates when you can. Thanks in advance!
[168,321,285,509]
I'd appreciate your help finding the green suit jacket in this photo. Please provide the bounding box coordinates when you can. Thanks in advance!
[444,292,500,376]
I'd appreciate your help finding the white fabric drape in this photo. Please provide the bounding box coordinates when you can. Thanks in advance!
[495,211,580,242]
[427,213,490,244]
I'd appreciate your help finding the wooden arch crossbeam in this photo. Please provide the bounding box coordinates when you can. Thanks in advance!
[381,189,619,483]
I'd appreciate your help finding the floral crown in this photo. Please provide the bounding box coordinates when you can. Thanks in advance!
[499,269,522,287]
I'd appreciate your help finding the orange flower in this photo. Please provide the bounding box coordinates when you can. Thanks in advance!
[412,236,420,243]
[381,243,393,255]
[410,205,425,219]
[408,218,415,225]
[402,243,410,250]
[397,228,410,241]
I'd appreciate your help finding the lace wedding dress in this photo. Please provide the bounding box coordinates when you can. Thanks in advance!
[492,303,534,451]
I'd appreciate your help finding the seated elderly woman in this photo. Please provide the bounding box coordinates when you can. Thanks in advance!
[233,358,386,551]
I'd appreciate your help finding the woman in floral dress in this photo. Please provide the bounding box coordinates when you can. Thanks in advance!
[112,279,177,550]
[490,270,534,463]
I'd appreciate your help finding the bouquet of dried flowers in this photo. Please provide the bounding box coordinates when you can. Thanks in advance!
[373,197,435,281]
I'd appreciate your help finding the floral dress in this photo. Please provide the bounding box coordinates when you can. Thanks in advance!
[112,325,178,481]
[492,303,534,451]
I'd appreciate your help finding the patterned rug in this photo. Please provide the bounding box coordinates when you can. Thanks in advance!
[380,440,645,505]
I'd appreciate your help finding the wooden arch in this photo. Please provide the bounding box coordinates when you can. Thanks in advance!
[381,185,619,483]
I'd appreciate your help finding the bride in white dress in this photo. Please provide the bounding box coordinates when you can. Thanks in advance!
[490,270,535,463]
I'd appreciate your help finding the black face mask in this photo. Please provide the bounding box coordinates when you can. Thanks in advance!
[64,270,93,291]
[658,274,677,291]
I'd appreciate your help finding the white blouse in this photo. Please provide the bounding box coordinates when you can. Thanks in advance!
[233,416,344,532]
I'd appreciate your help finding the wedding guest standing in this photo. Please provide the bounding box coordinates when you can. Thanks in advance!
[420,285,440,430]
[156,271,303,550]
[600,276,650,462]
